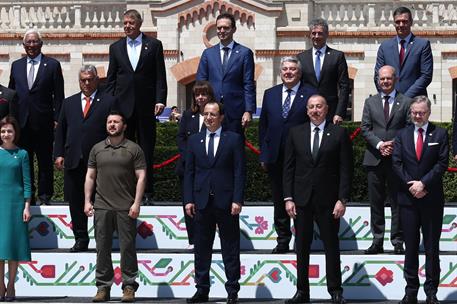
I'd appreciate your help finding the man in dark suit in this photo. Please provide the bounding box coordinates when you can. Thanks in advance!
[259,56,315,254]
[374,6,433,98]
[196,13,255,135]
[297,18,350,125]
[54,65,117,253]
[106,9,167,203]
[184,101,245,304]
[361,65,412,255]
[392,96,448,304]
[0,84,18,120]
[283,95,352,304]
[9,29,65,205]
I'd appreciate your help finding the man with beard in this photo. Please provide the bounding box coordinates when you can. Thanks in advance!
[84,111,146,302]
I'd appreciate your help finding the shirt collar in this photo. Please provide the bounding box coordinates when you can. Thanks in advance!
[220,40,235,50]
[282,82,301,94]
[206,126,222,136]
[381,90,397,100]
[28,53,42,63]
[397,33,412,44]
[415,122,429,133]
[127,33,143,45]
[81,90,97,101]
[104,137,128,148]
[311,120,326,131]
[313,45,327,55]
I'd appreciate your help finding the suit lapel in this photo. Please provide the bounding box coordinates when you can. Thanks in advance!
[387,94,402,124]
[84,92,101,120]
[303,123,313,163]
[319,47,333,84]
[136,34,150,71]
[390,38,401,70]
[406,125,417,162]
[212,131,226,165]
[223,42,238,77]
[315,122,332,163]
[305,49,318,86]
[31,55,47,90]
[374,95,387,126]
[420,123,435,161]
[402,34,415,67]
[287,85,306,118]
[119,37,134,72]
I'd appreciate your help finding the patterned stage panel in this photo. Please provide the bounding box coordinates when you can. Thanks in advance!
[15,253,457,301]
[29,206,457,251]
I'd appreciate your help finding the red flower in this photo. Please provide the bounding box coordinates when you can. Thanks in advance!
[113,267,122,285]
[375,267,394,286]
[40,265,55,278]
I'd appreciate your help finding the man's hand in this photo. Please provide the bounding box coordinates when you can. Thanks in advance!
[285,200,297,219]
[333,200,346,219]
[379,141,394,157]
[454,154,457,161]
[84,201,94,217]
[129,202,140,219]
[231,202,242,215]
[55,157,64,170]
[54,121,58,129]
[154,103,165,116]
[185,203,196,218]
[408,180,427,198]
[241,112,252,128]
[333,115,343,125]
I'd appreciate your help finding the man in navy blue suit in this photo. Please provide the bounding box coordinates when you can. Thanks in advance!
[392,96,448,304]
[9,29,65,205]
[196,13,255,135]
[374,7,433,98]
[259,56,315,254]
[54,65,117,253]
[184,101,245,304]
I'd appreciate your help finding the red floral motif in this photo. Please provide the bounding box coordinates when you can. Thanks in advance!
[254,216,268,234]
[40,265,55,278]
[137,221,154,239]
[240,265,246,276]
[36,222,50,236]
[113,267,122,285]
[309,265,319,278]
[375,267,394,286]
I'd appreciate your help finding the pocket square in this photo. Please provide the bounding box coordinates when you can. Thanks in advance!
[428,142,439,146]
[0,98,7,104]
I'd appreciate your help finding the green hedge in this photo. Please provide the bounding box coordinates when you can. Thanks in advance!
[47,121,457,202]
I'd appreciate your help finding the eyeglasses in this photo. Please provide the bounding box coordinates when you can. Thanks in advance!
[24,40,41,46]
[411,111,428,117]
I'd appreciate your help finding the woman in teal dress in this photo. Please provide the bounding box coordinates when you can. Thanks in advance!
[0,116,31,301]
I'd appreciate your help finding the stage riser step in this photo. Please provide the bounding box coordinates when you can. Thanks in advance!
[29,206,457,251]
[12,253,456,301]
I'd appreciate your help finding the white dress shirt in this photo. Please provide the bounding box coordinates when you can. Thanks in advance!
[205,127,222,157]
[282,82,300,108]
[219,40,235,63]
[198,114,205,132]
[414,122,428,150]
[312,45,327,70]
[80,91,97,112]
[27,53,42,82]
[310,121,326,153]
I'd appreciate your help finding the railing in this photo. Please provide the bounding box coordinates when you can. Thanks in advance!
[313,1,457,29]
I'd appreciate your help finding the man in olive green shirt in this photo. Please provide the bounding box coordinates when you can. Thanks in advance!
[84,111,146,303]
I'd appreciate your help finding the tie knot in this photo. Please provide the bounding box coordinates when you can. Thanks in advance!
[315,50,321,56]
[418,127,423,134]
[223,47,230,52]
[29,59,35,64]
[209,132,216,138]
[286,89,292,94]
[84,96,91,102]
[400,39,406,46]
[383,95,390,102]
[314,127,320,133]
[129,40,137,47]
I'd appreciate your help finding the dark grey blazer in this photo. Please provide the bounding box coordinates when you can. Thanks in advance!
[360,92,412,166]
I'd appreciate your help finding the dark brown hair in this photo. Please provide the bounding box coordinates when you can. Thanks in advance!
[0,115,20,144]
[191,81,216,114]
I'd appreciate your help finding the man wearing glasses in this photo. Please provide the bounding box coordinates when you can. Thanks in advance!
[9,29,65,205]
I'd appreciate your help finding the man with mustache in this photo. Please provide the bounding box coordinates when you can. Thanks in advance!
[84,111,146,303]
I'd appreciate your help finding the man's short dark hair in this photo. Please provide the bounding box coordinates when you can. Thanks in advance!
[107,110,126,124]
[309,18,329,33]
[216,13,236,28]
[393,7,413,21]
[204,101,225,116]
[124,9,143,23]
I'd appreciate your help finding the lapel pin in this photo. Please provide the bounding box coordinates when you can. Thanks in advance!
[200,139,204,143]
[429,133,432,136]
[235,50,239,53]
[44,63,47,67]
[0,92,3,95]
[96,98,100,101]
[145,46,148,50]
[396,102,399,105]
[300,95,303,98]
[192,115,195,118]
[327,133,330,136]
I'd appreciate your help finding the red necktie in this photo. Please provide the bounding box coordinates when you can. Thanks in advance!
[416,127,423,161]
[399,39,406,66]
[83,96,91,118]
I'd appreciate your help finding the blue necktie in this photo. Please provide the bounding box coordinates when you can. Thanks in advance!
[315,50,321,81]
[282,89,292,119]
[129,40,139,70]
[208,133,215,162]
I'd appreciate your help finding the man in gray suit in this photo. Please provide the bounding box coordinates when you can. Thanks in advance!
[361,65,412,255]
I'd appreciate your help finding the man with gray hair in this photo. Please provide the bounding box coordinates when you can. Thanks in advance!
[9,29,65,205]
[297,18,350,124]
[392,96,448,304]
[54,65,118,252]
[259,56,316,254]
